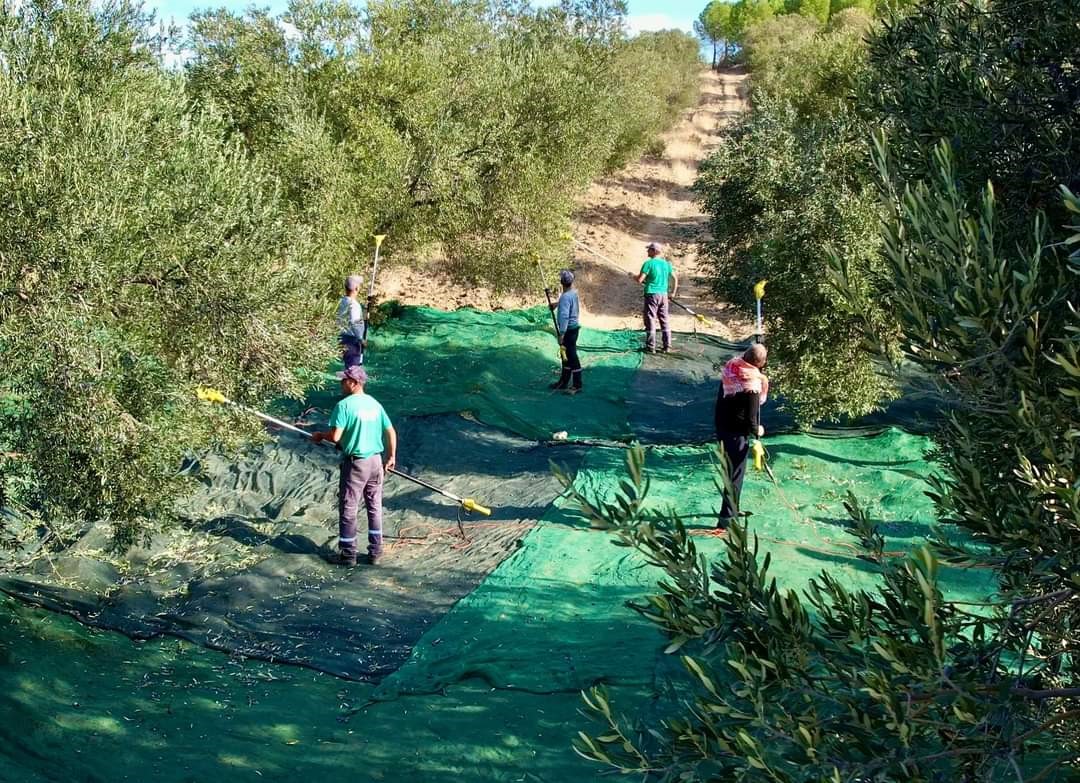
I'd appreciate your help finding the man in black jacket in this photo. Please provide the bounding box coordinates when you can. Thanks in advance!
[714,344,769,529]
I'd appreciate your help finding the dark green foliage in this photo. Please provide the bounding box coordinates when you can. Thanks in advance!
[695,15,890,423]
[842,490,884,561]
[845,0,1080,628]
[184,0,703,292]
[588,0,1080,777]
[848,137,1080,636]
[866,0,1080,236]
[0,0,330,549]
[571,442,1079,780]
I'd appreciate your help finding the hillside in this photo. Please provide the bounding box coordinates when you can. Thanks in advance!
[380,68,753,339]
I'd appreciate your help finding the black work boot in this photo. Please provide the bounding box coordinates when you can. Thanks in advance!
[549,369,571,390]
[328,550,357,567]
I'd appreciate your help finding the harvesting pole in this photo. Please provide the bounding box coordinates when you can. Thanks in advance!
[567,235,619,268]
[363,234,387,343]
[569,234,708,326]
[534,257,566,361]
[194,387,491,516]
[753,279,767,343]
[669,297,710,327]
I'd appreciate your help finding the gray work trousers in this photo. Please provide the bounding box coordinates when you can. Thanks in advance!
[643,294,671,350]
[338,454,384,557]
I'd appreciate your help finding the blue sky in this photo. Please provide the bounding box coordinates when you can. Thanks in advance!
[145,0,701,37]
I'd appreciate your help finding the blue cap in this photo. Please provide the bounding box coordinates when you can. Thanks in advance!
[559,269,575,285]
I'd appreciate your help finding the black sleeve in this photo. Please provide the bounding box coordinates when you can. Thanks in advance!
[748,391,761,434]
[714,385,724,436]
[716,389,761,436]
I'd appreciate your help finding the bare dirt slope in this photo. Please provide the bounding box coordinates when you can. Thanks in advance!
[571,68,748,338]
[381,68,751,338]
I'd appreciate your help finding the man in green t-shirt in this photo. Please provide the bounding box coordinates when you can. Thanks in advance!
[312,365,397,566]
[630,241,679,353]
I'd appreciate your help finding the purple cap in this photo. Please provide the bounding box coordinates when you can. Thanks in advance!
[336,365,368,383]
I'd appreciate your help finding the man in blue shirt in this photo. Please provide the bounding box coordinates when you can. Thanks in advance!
[548,269,582,394]
[630,241,678,354]
[312,365,397,566]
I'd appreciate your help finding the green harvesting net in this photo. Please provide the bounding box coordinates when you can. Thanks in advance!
[298,307,644,442]
[0,306,994,782]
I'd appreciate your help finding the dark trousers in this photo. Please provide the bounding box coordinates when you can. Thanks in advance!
[717,433,749,526]
[340,334,364,367]
[643,294,671,350]
[554,327,582,389]
[338,454,384,557]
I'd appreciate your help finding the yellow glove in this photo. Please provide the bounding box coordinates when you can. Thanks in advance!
[752,439,766,472]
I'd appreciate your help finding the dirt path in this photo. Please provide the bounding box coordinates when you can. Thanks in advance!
[381,68,751,338]
[571,68,748,338]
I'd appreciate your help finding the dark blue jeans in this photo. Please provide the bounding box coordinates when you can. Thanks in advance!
[553,327,582,389]
[340,334,364,367]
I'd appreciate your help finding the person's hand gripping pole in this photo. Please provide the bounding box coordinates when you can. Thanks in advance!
[535,257,566,361]
[751,436,777,483]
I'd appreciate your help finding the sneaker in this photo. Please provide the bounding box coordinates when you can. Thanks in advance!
[565,387,580,396]
[662,347,675,355]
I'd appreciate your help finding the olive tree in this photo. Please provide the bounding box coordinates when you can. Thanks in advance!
[573,149,1080,782]
[0,0,334,549]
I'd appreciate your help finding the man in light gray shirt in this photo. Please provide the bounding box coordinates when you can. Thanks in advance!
[337,274,365,367]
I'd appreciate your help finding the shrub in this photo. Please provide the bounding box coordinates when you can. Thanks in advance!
[0,0,334,548]
[695,16,888,423]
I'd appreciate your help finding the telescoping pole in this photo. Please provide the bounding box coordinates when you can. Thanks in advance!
[194,387,491,516]
[535,259,566,361]
[362,234,387,343]
[753,279,767,343]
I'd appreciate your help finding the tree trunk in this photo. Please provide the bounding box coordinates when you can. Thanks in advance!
[712,41,717,70]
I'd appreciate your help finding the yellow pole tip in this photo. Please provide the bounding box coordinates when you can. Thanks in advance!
[753,280,768,299]
[195,387,227,404]
[463,499,492,516]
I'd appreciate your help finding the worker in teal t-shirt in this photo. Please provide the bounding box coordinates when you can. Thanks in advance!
[630,241,679,353]
[312,365,397,567]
